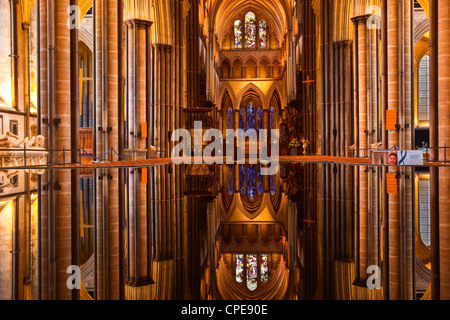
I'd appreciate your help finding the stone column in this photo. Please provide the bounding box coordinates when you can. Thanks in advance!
[39,0,79,300]
[386,0,413,300]
[352,15,370,284]
[94,0,122,300]
[124,17,153,298]
[438,0,450,300]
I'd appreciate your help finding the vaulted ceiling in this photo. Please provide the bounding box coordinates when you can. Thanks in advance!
[208,0,294,47]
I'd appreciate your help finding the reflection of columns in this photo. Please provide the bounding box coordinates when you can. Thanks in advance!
[429,0,440,301]
[352,15,370,284]
[386,0,413,300]
[10,0,18,111]
[152,44,172,154]
[123,3,156,300]
[438,0,450,300]
[125,19,153,293]
[94,0,122,300]
[39,0,79,300]
[23,12,33,298]
[234,165,240,194]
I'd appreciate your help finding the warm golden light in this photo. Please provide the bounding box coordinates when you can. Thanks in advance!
[30,82,38,113]
[0,80,12,108]
[0,200,14,227]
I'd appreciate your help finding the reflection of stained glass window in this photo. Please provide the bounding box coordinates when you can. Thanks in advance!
[245,12,256,48]
[234,20,243,49]
[258,167,264,195]
[240,165,246,195]
[270,175,276,195]
[259,20,267,49]
[228,165,234,195]
[236,254,244,283]
[248,166,256,201]
[227,108,234,129]
[247,254,258,291]
[261,254,269,283]
[236,254,270,290]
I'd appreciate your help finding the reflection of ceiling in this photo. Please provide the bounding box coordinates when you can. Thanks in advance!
[221,223,285,253]
[215,255,290,300]
[209,0,292,47]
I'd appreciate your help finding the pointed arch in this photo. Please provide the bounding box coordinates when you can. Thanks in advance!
[245,58,257,79]
[79,0,93,20]
[210,0,291,48]
[218,83,237,110]
[267,82,286,110]
[221,58,231,79]
[236,83,267,110]
[416,0,430,18]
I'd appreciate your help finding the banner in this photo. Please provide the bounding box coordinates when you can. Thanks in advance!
[373,150,424,166]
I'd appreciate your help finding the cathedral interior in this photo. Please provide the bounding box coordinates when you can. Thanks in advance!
[0,0,449,301]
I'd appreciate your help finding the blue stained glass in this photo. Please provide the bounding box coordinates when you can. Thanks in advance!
[270,107,276,129]
[247,103,256,130]
[257,108,263,132]
[270,175,276,195]
[258,167,264,195]
[248,166,256,201]
[227,108,234,129]
[239,107,246,130]
[236,254,244,283]
[240,165,246,195]
[234,21,243,49]
[228,165,234,195]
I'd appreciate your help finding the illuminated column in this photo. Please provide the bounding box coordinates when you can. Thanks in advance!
[352,14,370,284]
[386,0,413,300]
[438,0,450,300]
[94,0,123,300]
[123,0,153,299]
[39,0,79,300]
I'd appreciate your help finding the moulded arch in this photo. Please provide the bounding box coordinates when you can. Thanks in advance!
[235,83,267,110]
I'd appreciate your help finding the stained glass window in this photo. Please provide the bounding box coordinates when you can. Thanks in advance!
[257,108,263,133]
[236,254,270,290]
[258,167,264,195]
[246,254,258,291]
[239,107,246,130]
[236,254,244,283]
[261,254,269,283]
[270,107,276,129]
[240,165,246,195]
[245,12,256,48]
[270,175,276,195]
[259,20,267,49]
[227,108,234,129]
[228,165,234,195]
[234,20,243,49]
[248,166,257,201]
[247,103,256,131]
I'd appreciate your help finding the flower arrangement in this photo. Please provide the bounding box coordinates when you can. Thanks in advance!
[289,137,301,149]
